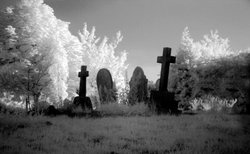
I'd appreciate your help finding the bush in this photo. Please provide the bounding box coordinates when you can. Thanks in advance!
[58,98,74,114]
[30,101,50,115]
[169,52,250,108]
[58,98,94,116]
[0,101,26,115]
[189,95,237,112]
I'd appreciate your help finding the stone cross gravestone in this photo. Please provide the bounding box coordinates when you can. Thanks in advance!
[78,66,89,97]
[96,68,116,103]
[73,65,93,112]
[150,47,178,113]
[157,47,176,91]
[128,66,148,105]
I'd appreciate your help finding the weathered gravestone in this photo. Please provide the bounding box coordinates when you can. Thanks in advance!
[96,68,116,103]
[150,47,178,113]
[73,65,93,111]
[128,66,148,105]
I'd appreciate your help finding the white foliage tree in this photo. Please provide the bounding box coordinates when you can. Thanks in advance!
[179,27,241,67]
[173,27,250,107]
[0,0,83,106]
[65,35,84,99]
[0,9,52,109]
[78,23,128,104]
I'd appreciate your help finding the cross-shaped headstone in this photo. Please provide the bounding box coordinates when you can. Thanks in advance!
[78,65,89,98]
[157,47,176,91]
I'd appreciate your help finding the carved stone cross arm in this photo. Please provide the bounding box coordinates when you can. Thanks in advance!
[157,47,176,92]
[78,66,89,78]
[157,47,176,64]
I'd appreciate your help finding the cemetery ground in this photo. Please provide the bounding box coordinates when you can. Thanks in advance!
[1,104,250,154]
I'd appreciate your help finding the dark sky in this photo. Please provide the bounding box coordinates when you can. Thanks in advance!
[1,0,250,81]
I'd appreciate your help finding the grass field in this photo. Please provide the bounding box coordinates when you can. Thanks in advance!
[0,112,250,154]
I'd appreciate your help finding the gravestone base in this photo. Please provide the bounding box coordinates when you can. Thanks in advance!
[73,96,93,112]
[150,90,179,114]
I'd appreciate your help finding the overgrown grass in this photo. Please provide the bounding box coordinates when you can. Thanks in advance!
[96,103,153,116]
[1,112,250,153]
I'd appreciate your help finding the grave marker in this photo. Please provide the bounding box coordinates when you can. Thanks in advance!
[73,65,93,112]
[150,47,178,113]
[78,65,89,98]
[157,47,176,91]
[128,66,148,105]
[96,68,115,103]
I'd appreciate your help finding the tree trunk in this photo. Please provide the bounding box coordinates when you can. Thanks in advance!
[27,69,30,114]
[25,95,30,114]
[33,93,40,114]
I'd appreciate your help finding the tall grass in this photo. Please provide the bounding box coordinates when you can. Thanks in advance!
[1,112,250,153]
[95,102,153,116]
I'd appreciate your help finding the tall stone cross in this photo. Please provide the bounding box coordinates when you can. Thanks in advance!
[78,65,89,98]
[157,47,176,91]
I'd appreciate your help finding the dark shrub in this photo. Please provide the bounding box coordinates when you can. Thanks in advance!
[30,101,50,115]
[169,52,250,110]
[58,98,74,115]
[45,105,58,116]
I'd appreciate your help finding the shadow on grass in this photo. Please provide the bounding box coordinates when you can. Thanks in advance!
[181,110,198,115]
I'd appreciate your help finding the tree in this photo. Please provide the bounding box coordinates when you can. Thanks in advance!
[169,27,250,108]
[179,27,236,67]
[0,7,52,111]
[0,0,83,108]
[78,23,128,104]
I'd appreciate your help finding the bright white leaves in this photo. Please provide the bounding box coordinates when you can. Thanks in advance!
[0,0,83,104]
[1,0,128,105]
[5,25,16,36]
[6,7,14,14]
[66,35,84,98]
[179,27,239,68]
[79,23,128,103]
[18,0,72,102]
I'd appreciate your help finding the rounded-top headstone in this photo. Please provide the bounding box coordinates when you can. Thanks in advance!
[96,68,115,103]
[128,66,148,105]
